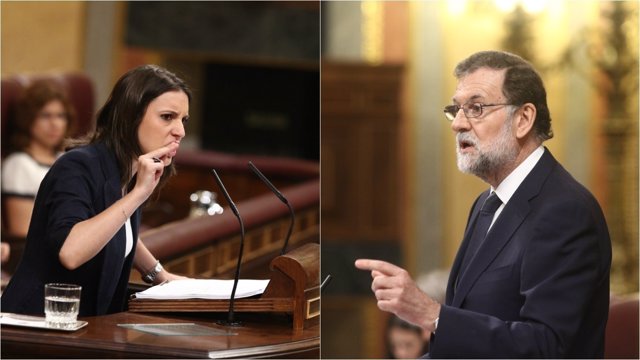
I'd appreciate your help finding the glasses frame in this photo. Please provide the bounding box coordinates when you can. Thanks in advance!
[443,102,512,121]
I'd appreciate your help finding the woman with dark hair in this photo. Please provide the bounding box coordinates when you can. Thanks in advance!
[386,315,430,359]
[1,65,189,316]
[2,80,75,237]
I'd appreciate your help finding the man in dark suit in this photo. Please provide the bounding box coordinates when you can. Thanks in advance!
[356,50,611,358]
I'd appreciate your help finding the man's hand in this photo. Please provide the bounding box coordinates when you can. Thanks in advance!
[355,259,441,333]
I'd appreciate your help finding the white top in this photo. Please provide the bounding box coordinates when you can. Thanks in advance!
[490,145,545,229]
[124,218,133,258]
[1,152,53,197]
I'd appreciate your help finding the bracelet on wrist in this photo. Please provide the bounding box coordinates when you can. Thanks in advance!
[142,260,163,284]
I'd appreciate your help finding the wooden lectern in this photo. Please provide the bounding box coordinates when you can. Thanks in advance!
[129,243,319,330]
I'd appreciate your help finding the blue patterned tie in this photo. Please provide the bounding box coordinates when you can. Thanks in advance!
[459,192,503,277]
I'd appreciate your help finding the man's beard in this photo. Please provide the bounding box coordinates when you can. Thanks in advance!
[455,117,519,180]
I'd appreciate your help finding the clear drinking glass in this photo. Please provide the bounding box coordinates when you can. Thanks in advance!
[44,283,81,329]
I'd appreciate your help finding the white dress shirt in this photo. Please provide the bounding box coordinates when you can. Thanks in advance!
[489,145,545,229]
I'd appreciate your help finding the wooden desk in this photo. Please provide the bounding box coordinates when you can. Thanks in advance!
[1,312,319,358]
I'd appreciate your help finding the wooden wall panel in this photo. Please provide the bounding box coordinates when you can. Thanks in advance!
[321,62,404,242]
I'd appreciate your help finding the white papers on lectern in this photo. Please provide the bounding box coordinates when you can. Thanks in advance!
[134,279,270,300]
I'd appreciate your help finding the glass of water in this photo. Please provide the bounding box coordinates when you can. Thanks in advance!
[44,283,81,329]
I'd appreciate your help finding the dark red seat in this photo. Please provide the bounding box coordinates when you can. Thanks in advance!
[605,294,639,359]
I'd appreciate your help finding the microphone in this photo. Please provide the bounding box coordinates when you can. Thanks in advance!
[248,161,294,255]
[320,274,332,293]
[212,169,244,326]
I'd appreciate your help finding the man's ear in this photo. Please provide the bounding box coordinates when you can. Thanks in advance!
[515,103,536,139]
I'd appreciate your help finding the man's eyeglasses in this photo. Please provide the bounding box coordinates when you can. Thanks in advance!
[443,103,512,121]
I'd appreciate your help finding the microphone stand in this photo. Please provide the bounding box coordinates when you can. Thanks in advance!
[248,161,295,255]
[212,169,244,326]
[320,274,332,293]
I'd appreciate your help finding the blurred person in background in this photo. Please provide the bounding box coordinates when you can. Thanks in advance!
[2,80,75,237]
[386,315,429,359]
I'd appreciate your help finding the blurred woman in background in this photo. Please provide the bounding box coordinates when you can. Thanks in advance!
[2,80,75,237]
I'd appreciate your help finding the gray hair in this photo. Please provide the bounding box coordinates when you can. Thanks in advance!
[455,50,553,142]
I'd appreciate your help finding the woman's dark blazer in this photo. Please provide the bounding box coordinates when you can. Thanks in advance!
[1,143,141,316]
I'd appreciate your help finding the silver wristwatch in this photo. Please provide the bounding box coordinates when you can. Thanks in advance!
[142,261,163,284]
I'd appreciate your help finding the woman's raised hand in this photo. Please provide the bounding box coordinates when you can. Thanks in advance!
[132,143,178,200]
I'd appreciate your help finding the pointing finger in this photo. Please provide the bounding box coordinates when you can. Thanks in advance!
[355,259,405,276]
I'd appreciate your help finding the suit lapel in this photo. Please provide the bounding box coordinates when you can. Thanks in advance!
[451,148,558,308]
[447,194,484,305]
